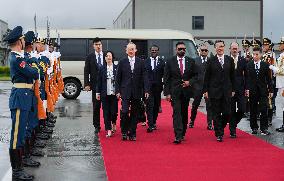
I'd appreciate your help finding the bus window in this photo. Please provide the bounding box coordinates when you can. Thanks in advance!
[60,39,87,61]
[172,40,198,59]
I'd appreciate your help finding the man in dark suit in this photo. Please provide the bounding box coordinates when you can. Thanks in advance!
[204,40,235,142]
[229,42,247,138]
[188,44,213,130]
[145,45,165,132]
[245,46,273,135]
[115,42,149,141]
[84,37,105,133]
[164,41,196,144]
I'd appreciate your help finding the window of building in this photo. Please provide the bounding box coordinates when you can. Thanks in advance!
[192,16,204,30]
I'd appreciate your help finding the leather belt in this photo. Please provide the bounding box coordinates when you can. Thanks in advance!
[13,83,34,89]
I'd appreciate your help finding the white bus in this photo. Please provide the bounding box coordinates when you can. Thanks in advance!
[39,29,198,99]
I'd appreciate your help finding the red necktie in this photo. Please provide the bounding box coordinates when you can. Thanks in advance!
[179,58,184,75]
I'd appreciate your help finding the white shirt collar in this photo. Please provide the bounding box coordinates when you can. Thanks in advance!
[177,56,185,61]
[95,51,103,56]
[217,54,225,60]
[254,60,261,65]
[128,56,135,61]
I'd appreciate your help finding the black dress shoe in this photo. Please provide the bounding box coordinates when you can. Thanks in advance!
[207,125,214,130]
[12,168,34,180]
[173,138,181,144]
[147,127,154,133]
[230,133,237,138]
[153,124,157,130]
[188,122,194,128]
[41,127,53,134]
[260,130,271,135]
[276,125,284,132]
[31,148,44,157]
[23,156,41,167]
[36,132,50,140]
[216,136,223,142]
[34,140,46,148]
[46,121,55,128]
[129,136,136,141]
[122,134,127,141]
[251,129,258,135]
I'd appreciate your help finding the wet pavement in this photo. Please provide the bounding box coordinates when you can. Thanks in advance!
[0,81,107,181]
[0,81,283,180]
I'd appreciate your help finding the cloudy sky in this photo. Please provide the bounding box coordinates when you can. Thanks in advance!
[0,0,282,42]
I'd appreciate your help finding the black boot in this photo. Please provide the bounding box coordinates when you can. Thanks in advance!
[23,139,40,167]
[46,121,55,128]
[9,149,34,180]
[40,125,53,134]
[276,111,284,132]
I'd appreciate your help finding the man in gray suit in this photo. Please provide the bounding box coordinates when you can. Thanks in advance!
[188,44,213,130]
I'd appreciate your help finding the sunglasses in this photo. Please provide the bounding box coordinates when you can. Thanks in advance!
[201,49,208,52]
[178,48,186,51]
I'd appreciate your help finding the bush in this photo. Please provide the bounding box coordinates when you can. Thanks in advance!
[0,66,10,76]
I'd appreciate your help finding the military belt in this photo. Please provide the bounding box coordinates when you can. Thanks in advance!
[13,83,34,89]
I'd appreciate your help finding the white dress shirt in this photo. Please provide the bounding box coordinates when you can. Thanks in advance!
[217,54,225,67]
[201,56,207,64]
[254,60,261,70]
[128,56,135,72]
[150,57,158,70]
[177,56,185,74]
[231,55,238,69]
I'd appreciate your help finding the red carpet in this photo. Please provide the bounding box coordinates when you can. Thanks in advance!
[99,100,284,181]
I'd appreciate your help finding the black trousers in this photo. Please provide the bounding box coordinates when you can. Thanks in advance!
[210,95,231,137]
[120,97,140,136]
[171,92,190,139]
[101,95,118,131]
[230,92,246,134]
[146,85,161,128]
[190,91,212,126]
[249,93,268,131]
[92,91,101,129]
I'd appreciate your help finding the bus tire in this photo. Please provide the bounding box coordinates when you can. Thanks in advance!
[62,79,81,99]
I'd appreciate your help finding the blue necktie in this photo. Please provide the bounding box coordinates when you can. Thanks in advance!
[98,54,102,66]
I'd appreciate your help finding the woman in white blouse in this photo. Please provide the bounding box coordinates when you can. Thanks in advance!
[96,51,118,137]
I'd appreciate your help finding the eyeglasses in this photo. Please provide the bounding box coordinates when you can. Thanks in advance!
[178,48,186,51]
[201,49,208,52]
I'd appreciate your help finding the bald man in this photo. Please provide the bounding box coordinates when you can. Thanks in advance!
[115,42,149,141]
[229,42,247,138]
[189,44,213,130]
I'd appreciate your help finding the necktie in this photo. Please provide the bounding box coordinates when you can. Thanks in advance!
[153,58,157,70]
[255,63,259,75]
[234,57,238,69]
[219,58,224,68]
[98,54,102,66]
[179,58,184,75]
[130,59,134,72]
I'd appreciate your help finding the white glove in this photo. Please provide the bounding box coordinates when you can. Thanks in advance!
[47,67,53,75]
[30,51,39,59]
[54,52,61,58]
[269,65,279,74]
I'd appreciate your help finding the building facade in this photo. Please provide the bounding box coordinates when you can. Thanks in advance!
[113,0,263,53]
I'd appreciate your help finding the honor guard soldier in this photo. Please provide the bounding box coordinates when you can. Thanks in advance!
[270,37,284,132]
[262,38,276,126]
[242,39,252,118]
[242,39,252,62]
[22,31,43,166]
[5,26,37,180]
[34,37,54,135]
